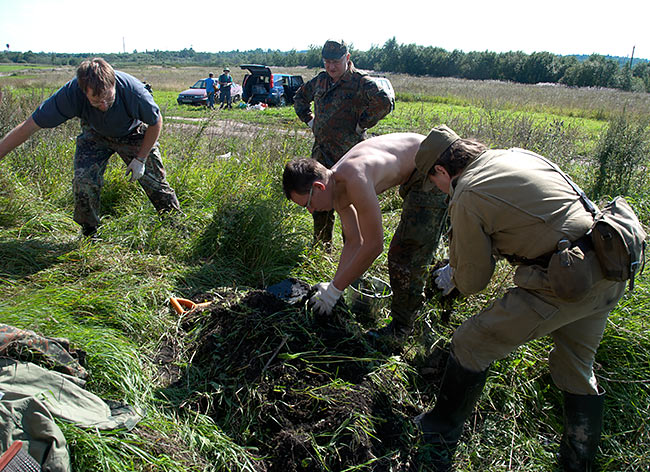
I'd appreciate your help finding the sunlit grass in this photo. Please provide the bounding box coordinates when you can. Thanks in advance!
[0,70,648,471]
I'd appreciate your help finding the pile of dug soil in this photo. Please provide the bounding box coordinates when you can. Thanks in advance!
[156,284,441,470]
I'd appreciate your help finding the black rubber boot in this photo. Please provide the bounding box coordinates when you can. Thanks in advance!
[559,389,605,472]
[366,319,412,354]
[416,353,488,471]
[370,319,412,338]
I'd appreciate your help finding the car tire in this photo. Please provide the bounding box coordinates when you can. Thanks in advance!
[232,94,241,103]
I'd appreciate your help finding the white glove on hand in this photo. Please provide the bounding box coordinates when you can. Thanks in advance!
[125,158,145,182]
[307,117,314,129]
[355,123,365,135]
[309,281,343,315]
[433,264,456,296]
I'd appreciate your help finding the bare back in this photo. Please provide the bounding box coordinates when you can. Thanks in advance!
[331,133,425,209]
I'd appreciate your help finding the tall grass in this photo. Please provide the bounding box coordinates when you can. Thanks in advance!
[1,71,649,471]
[591,113,650,199]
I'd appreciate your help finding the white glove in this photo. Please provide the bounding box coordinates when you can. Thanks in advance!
[355,123,365,135]
[309,281,343,315]
[125,158,145,182]
[433,264,456,296]
[307,117,314,129]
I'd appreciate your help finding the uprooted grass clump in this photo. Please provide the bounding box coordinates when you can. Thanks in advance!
[156,287,432,471]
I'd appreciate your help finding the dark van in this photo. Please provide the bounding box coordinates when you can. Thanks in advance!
[240,64,304,106]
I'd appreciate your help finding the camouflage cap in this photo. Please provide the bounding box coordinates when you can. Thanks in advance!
[223,67,230,72]
[415,125,461,191]
[322,40,348,60]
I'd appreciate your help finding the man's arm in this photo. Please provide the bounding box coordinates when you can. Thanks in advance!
[448,198,496,295]
[293,79,315,124]
[136,115,162,162]
[0,116,42,162]
[357,78,392,131]
[331,183,384,291]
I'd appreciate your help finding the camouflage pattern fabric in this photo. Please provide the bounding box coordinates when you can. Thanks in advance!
[73,122,180,229]
[312,209,336,247]
[309,145,336,244]
[294,65,392,244]
[294,66,392,169]
[0,324,87,379]
[387,172,448,329]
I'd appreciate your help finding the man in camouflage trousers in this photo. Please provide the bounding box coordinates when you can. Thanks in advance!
[294,39,393,248]
[282,132,448,337]
[0,57,180,237]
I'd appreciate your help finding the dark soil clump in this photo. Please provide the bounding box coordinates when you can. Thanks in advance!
[156,284,427,470]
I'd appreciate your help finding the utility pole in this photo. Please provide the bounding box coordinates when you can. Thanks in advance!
[123,37,126,54]
[629,45,635,69]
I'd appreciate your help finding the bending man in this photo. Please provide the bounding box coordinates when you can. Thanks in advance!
[282,131,448,336]
[0,57,180,237]
[415,126,627,471]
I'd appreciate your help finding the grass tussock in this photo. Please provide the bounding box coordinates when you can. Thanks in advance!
[0,71,649,471]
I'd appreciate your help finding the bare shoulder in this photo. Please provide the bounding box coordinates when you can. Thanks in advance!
[365,132,426,148]
[338,133,425,160]
[332,132,424,188]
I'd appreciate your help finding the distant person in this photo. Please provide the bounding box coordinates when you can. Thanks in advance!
[219,68,233,109]
[0,57,180,237]
[414,126,627,472]
[282,132,447,337]
[293,39,393,249]
[204,72,217,109]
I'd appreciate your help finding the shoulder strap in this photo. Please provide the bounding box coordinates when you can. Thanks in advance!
[510,148,599,217]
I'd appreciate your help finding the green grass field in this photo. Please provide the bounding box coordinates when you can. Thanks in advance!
[0,66,649,471]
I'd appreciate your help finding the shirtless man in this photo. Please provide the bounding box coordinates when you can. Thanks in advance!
[282,131,448,335]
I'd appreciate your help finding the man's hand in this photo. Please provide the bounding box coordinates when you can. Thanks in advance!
[309,281,343,315]
[433,264,455,296]
[125,158,145,182]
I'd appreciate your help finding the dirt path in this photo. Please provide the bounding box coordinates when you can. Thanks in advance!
[166,115,310,140]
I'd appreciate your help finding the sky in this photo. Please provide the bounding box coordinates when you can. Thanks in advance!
[1,0,648,60]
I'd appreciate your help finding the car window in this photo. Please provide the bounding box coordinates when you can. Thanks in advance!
[192,80,206,89]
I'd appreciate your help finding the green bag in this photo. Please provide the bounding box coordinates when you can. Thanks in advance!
[591,196,647,290]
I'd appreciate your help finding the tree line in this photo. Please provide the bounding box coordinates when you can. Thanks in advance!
[2,37,649,93]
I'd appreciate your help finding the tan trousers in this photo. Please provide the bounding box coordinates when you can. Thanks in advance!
[451,263,626,395]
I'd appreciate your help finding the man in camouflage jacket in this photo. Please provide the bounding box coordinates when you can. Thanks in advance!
[294,39,392,246]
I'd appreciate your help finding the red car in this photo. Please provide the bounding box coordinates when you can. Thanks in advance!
[177,79,243,106]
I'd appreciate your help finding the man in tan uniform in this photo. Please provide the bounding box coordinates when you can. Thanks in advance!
[282,132,446,334]
[414,126,626,472]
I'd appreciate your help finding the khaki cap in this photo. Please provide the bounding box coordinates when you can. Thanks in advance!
[415,125,461,191]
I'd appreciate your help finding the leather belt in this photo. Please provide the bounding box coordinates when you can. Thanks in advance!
[504,234,592,268]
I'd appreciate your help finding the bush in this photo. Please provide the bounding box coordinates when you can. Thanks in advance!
[591,114,650,199]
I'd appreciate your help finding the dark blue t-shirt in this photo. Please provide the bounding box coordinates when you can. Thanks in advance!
[32,71,160,138]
